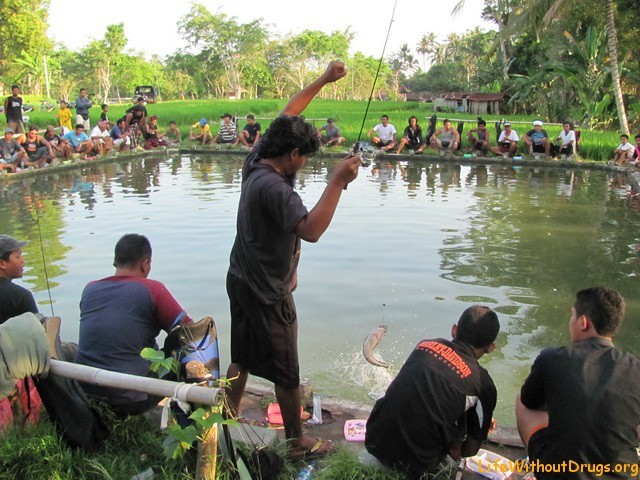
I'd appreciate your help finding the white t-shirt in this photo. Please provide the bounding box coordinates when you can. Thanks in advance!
[373,123,396,142]
[616,142,634,153]
[498,130,519,143]
[90,126,110,139]
[558,130,576,146]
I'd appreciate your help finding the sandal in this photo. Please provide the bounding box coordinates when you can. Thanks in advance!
[289,437,335,461]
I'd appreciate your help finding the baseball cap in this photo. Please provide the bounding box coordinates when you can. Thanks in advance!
[0,235,27,257]
[46,125,56,132]
[327,118,335,123]
[221,113,232,119]
[5,128,14,134]
[533,120,543,126]
[503,122,511,127]
[199,118,207,126]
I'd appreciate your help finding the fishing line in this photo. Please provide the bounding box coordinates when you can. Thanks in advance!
[353,0,399,152]
[33,208,55,317]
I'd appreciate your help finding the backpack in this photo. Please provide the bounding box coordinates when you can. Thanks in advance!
[33,343,110,452]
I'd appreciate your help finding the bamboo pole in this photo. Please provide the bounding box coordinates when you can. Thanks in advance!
[49,359,221,406]
[196,424,218,480]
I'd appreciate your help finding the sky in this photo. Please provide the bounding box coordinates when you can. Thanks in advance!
[47,0,493,63]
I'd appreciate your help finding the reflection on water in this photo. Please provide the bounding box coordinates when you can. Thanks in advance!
[1,155,639,426]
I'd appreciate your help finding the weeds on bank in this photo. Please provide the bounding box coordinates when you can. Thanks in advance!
[0,412,195,480]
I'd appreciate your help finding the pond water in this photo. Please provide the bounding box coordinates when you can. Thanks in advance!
[2,154,639,427]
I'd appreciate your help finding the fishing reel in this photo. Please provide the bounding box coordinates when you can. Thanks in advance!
[352,141,378,167]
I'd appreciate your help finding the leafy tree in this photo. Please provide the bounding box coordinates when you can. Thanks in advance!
[407,62,468,93]
[0,0,52,85]
[177,3,268,99]
[79,24,128,102]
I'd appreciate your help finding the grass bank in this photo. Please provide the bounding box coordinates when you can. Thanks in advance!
[18,99,625,162]
[0,414,430,480]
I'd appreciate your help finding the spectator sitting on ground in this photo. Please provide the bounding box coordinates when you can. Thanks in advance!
[63,124,94,159]
[365,305,500,479]
[237,114,261,149]
[318,118,346,147]
[490,122,519,157]
[396,116,426,154]
[516,287,640,480]
[631,134,640,166]
[523,120,551,157]
[56,100,73,134]
[143,116,168,150]
[89,120,114,156]
[21,126,54,168]
[467,118,490,154]
[212,113,239,146]
[162,121,181,147]
[429,118,460,154]
[0,128,27,173]
[43,125,71,161]
[190,118,212,145]
[75,233,193,416]
[4,85,25,134]
[367,115,397,152]
[110,118,131,152]
[612,134,634,166]
[0,235,38,324]
[553,122,577,159]
[74,88,93,130]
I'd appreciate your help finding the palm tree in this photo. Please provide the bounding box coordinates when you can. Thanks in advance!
[453,0,629,133]
[416,33,438,70]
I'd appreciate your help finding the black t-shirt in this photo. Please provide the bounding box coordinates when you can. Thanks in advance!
[365,338,496,477]
[243,122,261,141]
[5,95,23,122]
[0,278,38,324]
[521,337,640,479]
[227,151,308,305]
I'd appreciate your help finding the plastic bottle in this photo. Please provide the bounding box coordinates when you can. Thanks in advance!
[296,460,318,480]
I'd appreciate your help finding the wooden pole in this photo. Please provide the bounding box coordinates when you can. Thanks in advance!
[196,424,218,480]
[49,359,221,406]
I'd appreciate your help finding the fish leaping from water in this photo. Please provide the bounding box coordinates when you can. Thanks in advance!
[363,325,389,368]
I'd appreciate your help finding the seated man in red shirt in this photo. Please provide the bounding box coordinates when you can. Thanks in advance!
[75,234,192,416]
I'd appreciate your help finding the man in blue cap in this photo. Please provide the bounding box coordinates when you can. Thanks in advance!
[190,117,212,145]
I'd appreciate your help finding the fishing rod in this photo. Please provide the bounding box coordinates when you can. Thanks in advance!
[352,0,399,167]
[33,207,55,317]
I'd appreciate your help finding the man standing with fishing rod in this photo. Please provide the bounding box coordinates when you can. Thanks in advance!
[225,61,361,460]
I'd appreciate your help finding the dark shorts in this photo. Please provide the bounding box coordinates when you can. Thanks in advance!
[474,141,486,150]
[559,145,573,155]
[376,139,394,147]
[498,142,512,151]
[227,272,300,388]
[532,144,546,153]
[217,137,235,144]
[527,426,551,475]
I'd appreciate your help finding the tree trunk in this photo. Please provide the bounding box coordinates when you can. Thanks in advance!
[605,0,629,134]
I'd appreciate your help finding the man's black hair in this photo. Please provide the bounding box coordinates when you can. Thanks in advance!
[113,234,152,267]
[11,85,19,90]
[101,104,108,109]
[621,134,629,139]
[575,287,625,337]
[258,115,320,159]
[477,117,486,126]
[455,305,500,348]
[635,134,640,140]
